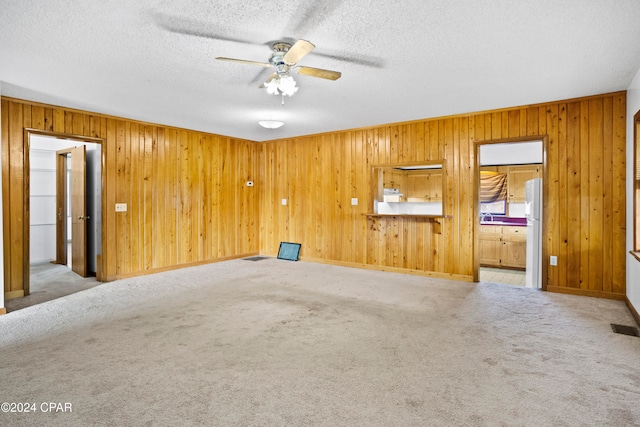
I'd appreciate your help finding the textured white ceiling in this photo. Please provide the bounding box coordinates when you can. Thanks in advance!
[2,0,640,142]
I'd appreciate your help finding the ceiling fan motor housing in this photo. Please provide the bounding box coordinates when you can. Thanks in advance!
[269,42,294,76]
[271,42,292,53]
[269,42,291,68]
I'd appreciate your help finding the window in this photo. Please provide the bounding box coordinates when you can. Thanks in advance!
[480,171,507,215]
[634,109,640,258]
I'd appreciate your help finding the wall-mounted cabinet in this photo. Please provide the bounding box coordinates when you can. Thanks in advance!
[382,169,405,190]
[406,171,442,202]
[507,165,541,203]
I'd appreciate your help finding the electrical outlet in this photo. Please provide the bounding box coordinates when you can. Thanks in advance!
[351,198,358,206]
[550,255,557,266]
[115,203,127,212]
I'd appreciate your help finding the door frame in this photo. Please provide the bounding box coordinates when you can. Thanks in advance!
[472,136,549,290]
[24,129,104,295]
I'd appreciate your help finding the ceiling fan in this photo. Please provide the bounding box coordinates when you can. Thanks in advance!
[216,39,341,97]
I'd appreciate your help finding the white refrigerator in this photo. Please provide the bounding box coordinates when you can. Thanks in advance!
[525,178,542,288]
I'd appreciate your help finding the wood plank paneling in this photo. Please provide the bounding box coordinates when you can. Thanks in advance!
[43,108,53,132]
[546,105,559,289]
[165,129,178,267]
[556,103,568,289]
[143,126,154,270]
[588,99,604,291]
[579,100,591,289]
[458,116,473,276]
[8,101,25,292]
[259,92,627,297]
[1,91,627,299]
[153,127,166,268]
[130,122,141,273]
[105,118,117,278]
[201,134,212,261]
[1,97,260,294]
[566,101,581,289]
[612,94,626,294]
[602,97,614,294]
[115,120,127,275]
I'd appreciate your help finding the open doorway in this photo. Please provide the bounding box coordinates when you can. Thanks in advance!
[13,134,103,311]
[53,145,97,276]
[476,139,544,288]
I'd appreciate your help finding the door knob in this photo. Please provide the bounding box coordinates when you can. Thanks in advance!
[78,215,84,220]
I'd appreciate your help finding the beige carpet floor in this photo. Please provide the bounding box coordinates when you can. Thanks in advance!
[0,258,639,426]
[4,263,101,313]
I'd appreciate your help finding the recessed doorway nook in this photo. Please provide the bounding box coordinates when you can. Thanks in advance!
[474,137,548,290]
[22,129,104,305]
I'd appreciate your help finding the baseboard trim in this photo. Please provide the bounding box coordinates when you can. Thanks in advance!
[0,307,6,315]
[288,255,474,282]
[4,290,25,300]
[625,296,640,327]
[546,285,626,301]
[105,252,260,282]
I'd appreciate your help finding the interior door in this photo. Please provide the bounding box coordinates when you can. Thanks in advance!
[71,145,88,277]
[55,149,71,265]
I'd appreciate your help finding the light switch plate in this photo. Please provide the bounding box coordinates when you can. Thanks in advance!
[550,255,557,266]
[115,203,127,212]
[351,198,358,206]
[281,198,287,206]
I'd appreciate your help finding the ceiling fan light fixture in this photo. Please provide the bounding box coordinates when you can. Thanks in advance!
[264,78,280,95]
[258,120,284,129]
[278,75,298,97]
[216,39,341,98]
[263,74,298,97]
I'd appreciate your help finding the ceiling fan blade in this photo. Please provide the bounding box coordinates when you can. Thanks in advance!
[296,66,342,81]
[215,57,272,68]
[283,39,315,65]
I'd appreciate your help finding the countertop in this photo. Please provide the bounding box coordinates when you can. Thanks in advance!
[480,216,526,226]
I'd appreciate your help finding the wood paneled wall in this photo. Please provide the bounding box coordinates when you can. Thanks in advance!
[1,97,260,294]
[259,92,627,298]
[2,91,627,299]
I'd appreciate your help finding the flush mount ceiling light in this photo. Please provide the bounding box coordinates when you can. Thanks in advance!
[258,120,284,129]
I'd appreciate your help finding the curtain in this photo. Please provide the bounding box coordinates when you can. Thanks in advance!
[480,171,507,203]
